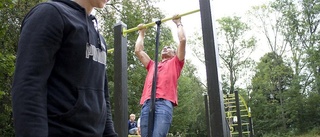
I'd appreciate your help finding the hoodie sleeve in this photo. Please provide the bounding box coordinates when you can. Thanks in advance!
[11,3,63,137]
[103,75,118,137]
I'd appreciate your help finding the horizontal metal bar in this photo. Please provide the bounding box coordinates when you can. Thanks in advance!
[107,48,114,53]
[107,9,200,54]
[122,9,200,35]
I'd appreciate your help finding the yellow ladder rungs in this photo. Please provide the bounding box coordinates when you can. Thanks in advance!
[231,131,250,134]
[230,123,249,126]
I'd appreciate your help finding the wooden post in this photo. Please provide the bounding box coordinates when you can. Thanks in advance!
[113,21,128,137]
[199,0,230,136]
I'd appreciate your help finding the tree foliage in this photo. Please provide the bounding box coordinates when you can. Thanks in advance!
[251,52,293,136]
[217,16,256,94]
[171,61,206,136]
[249,0,320,136]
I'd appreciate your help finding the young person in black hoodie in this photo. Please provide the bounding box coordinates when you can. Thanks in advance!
[11,0,118,136]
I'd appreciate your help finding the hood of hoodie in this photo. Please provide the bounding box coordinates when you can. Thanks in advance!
[50,0,105,50]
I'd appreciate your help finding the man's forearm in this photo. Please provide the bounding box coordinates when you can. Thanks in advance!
[135,33,145,53]
[176,22,186,60]
[177,25,186,44]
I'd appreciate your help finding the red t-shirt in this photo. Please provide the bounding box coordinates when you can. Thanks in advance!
[140,56,184,106]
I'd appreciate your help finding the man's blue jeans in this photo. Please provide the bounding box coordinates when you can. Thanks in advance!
[140,99,173,137]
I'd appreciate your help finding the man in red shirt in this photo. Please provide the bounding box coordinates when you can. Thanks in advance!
[134,14,186,137]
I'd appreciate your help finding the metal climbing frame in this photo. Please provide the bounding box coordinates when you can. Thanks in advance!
[224,91,254,136]
[113,0,230,136]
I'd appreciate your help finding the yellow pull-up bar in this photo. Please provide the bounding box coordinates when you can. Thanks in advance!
[107,9,200,53]
[123,9,200,35]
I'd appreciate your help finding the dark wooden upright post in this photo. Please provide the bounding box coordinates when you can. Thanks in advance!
[113,21,128,137]
[199,0,230,136]
[203,93,211,137]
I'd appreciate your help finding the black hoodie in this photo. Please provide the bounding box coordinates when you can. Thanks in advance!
[11,0,117,136]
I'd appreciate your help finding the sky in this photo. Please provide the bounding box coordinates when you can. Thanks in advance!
[156,0,271,34]
[155,0,271,85]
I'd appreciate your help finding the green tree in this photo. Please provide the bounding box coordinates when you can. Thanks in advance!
[303,92,320,132]
[249,1,320,134]
[248,3,287,55]
[0,53,15,137]
[298,0,320,94]
[251,52,293,136]
[270,0,308,133]
[171,60,207,136]
[216,16,256,94]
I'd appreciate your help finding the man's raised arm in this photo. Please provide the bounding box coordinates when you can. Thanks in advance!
[173,15,186,61]
[135,24,151,68]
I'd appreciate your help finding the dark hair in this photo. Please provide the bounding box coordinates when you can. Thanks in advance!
[163,46,176,54]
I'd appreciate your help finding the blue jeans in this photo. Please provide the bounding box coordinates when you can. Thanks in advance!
[140,99,173,137]
[129,127,138,135]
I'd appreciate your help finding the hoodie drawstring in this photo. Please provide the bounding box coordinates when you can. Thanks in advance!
[85,14,103,50]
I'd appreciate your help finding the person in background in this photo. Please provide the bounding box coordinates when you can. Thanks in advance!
[128,114,139,135]
[11,0,118,136]
[134,14,186,137]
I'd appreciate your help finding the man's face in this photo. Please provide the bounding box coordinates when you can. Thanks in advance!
[161,46,176,58]
[90,0,110,8]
